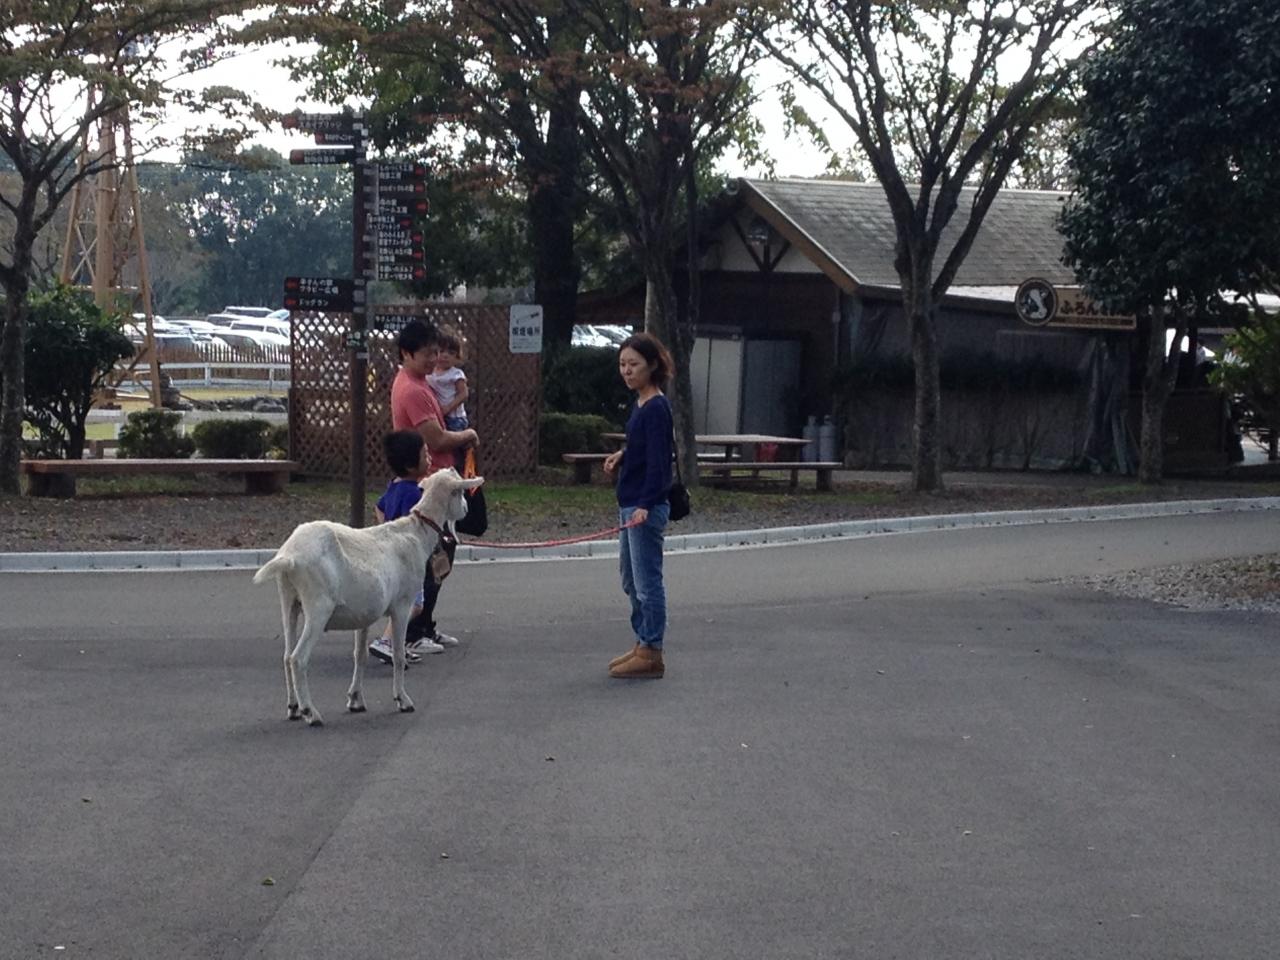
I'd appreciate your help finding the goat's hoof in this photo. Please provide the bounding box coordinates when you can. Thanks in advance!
[286,705,302,721]
[394,697,415,713]
[301,707,324,727]
[348,703,367,713]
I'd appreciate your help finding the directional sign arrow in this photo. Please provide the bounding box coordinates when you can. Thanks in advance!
[377,162,428,181]
[370,180,427,195]
[290,147,359,166]
[283,111,362,133]
[377,264,427,281]
[367,214,414,228]
[315,129,362,146]
[283,276,356,310]
[375,197,430,217]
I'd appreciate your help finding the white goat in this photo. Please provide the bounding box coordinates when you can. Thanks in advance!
[253,467,483,727]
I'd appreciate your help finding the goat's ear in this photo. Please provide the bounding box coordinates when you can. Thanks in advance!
[461,475,484,491]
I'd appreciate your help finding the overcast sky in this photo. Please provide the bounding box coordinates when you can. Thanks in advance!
[163,43,837,180]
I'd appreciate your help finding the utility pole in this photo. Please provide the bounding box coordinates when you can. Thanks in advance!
[60,91,163,407]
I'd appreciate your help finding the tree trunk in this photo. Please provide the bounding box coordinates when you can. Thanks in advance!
[529,102,581,348]
[906,291,944,492]
[0,276,31,494]
[1137,310,1184,485]
[641,253,698,486]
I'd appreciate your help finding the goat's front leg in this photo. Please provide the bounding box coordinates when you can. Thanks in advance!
[347,626,368,713]
[388,603,415,713]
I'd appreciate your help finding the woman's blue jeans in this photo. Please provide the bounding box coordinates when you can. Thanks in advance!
[619,503,669,649]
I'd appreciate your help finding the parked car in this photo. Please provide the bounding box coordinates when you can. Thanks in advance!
[571,324,614,348]
[220,305,290,321]
[166,317,224,336]
[208,328,290,355]
[129,313,183,335]
[207,312,291,339]
[229,317,291,339]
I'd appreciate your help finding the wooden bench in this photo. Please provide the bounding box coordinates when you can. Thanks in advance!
[699,460,842,491]
[84,438,120,458]
[19,458,299,498]
[562,452,611,484]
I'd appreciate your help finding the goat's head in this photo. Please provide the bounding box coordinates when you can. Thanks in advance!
[414,467,484,526]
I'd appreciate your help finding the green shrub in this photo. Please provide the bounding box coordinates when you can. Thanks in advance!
[539,412,616,464]
[266,424,289,459]
[18,284,134,459]
[117,409,195,459]
[191,418,272,459]
[541,344,631,420]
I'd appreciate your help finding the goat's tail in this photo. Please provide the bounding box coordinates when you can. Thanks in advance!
[252,555,292,585]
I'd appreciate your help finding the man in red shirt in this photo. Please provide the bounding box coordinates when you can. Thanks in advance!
[390,320,480,654]
[391,321,478,472]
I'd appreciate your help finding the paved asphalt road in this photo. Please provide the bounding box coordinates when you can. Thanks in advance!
[3,512,1279,960]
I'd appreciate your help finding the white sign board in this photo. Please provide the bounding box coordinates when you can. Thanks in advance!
[509,304,543,354]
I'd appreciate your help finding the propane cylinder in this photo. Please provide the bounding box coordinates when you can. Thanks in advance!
[817,416,838,463]
[802,415,819,461]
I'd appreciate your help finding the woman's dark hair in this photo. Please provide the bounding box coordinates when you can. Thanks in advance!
[383,429,425,477]
[397,319,439,360]
[619,332,674,389]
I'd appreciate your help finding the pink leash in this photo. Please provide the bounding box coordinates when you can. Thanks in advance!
[457,515,642,550]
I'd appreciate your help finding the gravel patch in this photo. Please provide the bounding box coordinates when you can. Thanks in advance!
[1074,553,1280,613]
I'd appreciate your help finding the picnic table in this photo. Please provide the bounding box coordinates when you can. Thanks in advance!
[600,432,810,460]
[582,432,839,490]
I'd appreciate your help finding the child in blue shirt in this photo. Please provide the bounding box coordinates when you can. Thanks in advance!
[369,430,433,664]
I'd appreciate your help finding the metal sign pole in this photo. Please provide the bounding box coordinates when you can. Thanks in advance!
[349,128,369,528]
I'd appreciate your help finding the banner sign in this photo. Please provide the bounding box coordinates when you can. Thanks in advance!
[1015,279,1136,331]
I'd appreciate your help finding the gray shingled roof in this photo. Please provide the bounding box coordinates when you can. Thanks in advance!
[742,178,1076,288]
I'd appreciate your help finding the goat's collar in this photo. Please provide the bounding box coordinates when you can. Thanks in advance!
[411,509,446,537]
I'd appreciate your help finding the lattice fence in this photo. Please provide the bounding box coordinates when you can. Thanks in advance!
[290,304,540,481]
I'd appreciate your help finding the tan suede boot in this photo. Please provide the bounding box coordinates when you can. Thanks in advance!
[609,643,642,670]
[609,644,664,679]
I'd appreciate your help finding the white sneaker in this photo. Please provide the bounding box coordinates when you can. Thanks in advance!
[405,636,445,654]
[369,637,421,664]
[432,631,460,647]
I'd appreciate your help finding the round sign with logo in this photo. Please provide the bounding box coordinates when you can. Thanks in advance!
[1015,278,1057,326]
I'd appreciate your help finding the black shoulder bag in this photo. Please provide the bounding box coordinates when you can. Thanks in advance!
[668,423,690,522]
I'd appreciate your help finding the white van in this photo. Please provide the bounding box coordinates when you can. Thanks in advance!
[207,312,291,339]
[221,305,289,320]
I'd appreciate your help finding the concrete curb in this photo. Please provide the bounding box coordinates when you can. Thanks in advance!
[4,496,1278,574]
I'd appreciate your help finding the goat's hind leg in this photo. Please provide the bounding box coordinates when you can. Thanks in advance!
[347,626,369,713]
[289,599,332,727]
[389,604,415,713]
[278,586,303,721]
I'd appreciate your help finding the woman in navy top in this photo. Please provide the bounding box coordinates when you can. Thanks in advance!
[603,333,674,679]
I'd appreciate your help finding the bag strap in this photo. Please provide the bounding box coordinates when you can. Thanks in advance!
[671,419,683,484]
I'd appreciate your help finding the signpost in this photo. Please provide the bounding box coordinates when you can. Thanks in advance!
[283,109,435,527]
[360,164,428,284]
[1015,278,1136,331]
[283,111,371,527]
